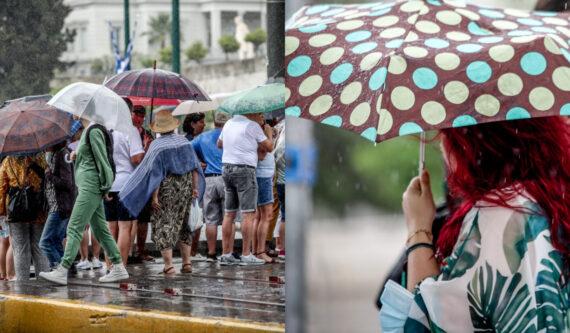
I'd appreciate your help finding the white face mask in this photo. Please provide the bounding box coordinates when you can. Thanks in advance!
[379,280,415,333]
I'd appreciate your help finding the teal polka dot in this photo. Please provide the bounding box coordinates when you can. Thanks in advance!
[452,115,477,127]
[468,22,493,35]
[562,48,570,64]
[299,24,327,33]
[479,36,503,44]
[330,63,353,84]
[561,103,570,116]
[517,18,543,26]
[285,106,301,117]
[506,107,531,120]
[306,5,330,15]
[466,61,492,83]
[352,42,377,54]
[399,122,423,136]
[425,38,449,49]
[287,55,312,77]
[457,44,483,53]
[413,68,438,90]
[371,2,395,10]
[520,52,547,76]
[345,30,372,43]
[386,39,404,48]
[535,11,558,17]
[532,27,557,33]
[369,8,392,16]
[321,8,345,16]
[357,3,377,9]
[322,115,343,127]
[426,0,442,5]
[361,127,377,142]
[369,67,388,91]
[479,9,505,19]
[508,30,533,37]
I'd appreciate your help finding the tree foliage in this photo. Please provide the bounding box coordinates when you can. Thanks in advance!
[245,28,267,54]
[218,35,240,60]
[144,13,171,49]
[159,47,172,67]
[0,0,75,102]
[185,41,208,64]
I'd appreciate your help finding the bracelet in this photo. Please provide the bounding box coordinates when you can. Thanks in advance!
[406,242,435,256]
[406,229,433,244]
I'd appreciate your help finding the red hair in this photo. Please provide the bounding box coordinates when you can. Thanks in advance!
[437,117,570,261]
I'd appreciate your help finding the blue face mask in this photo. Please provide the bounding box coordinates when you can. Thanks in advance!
[379,280,415,333]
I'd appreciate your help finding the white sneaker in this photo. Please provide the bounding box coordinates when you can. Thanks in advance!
[39,265,68,285]
[98,263,129,283]
[240,254,265,266]
[91,258,103,269]
[191,253,206,262]
[76,260,92,270]
[219,253,239,266]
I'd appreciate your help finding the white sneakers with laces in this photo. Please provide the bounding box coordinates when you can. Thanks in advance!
[39,265,68,285]
[98,263,129,283]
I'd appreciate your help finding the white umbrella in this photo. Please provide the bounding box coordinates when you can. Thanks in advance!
[171,100,219,116]
[48,82,135,135]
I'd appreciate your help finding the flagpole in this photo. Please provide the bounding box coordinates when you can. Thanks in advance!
[124,0,130,52]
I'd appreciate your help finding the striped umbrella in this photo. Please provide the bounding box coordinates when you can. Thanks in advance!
[285,0,570,143]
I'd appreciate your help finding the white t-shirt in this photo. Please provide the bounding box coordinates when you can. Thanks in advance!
[219,115,267,167]
[110,129,144,192]
[256,152,275,178]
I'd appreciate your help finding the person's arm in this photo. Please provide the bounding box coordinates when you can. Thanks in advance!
[129,128,145,166]
[402,170,439,291]
[131,153,144,165]
[89,129,114,194]
[151,188,160,210]
[191,170,199,199]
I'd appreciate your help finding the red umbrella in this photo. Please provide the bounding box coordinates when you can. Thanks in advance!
[0,95,73,157]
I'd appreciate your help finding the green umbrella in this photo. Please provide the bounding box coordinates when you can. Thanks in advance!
[219,83,285,116]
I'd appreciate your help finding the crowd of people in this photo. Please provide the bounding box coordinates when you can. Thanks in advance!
[0,98,286,283]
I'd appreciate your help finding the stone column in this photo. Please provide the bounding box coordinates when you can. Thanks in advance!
[210,9,222,58]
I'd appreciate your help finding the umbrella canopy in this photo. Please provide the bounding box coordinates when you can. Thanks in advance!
[285,0,570,143]
[48,82,135,136]
[0,95,73,157]
[219,83,286,116]
[171,100,219,116]
[103,68,212,106]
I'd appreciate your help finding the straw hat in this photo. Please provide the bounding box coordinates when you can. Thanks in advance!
[150,109,180,133]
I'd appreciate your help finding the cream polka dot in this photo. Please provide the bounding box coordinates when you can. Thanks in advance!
[320,47,345,65]
[285,88,291,102]
[309,95,333,116]
[419,6,430,15]
[549,34,569,49]
[360,52,383,71]
[400,1,424,12]
[421,101,446,125]
[489,44,515,62]
[444,81,469,104]
[443,0,466,8]
[504,9,530,18]
[416,20,441,34]
[388,55,407,74]
[553,67,570,91]
[391,86,415,111]
[435,52,461,70]
[337,20,364,31]
[340,82,362,105]
[556,26,570,38]
[544,36,562,55]
[350,103,371,126]
[405,31,419,42]
[376,94,383,114]
[299,75,323,97]
[455,8,480,20]
[497,73,523,96]
[493,20,518,30]
[475,95,501,117]
[529,87,554,111]
[407,14,420,24]
[380,27,406,39]
[346,12,370,20]
[543,17,568,26]
[373,15,399,28]
[285,36,300,56]
[436,10,462,25]
[403,46,428,58]
[377,109,393,135]
[511,35,538,44]
[446,31,471,41]
[308,34,337,48]
[335,9,359,18]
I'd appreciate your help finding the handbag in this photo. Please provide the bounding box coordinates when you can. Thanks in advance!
[6,159,44,223]
[187,199,204,234]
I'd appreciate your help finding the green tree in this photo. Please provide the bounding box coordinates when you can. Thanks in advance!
[218,35,240,61]
[144,13,171,49]
[185,41,208,64]
[90,56,114,75]
[0,0,75,102]
[245,28,267,55]
[159,47,172,67]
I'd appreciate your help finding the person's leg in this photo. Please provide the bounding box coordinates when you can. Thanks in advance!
[222,212,237,254]
[106,221,118,266]
[39,212,61,268]
[238,168,258,257]
[241,212,256,256]
[30,223,50,276]
[206,224,217,256]
[130,220,137,257]
[9,223,32,281]
[267,181,280,243]
[180,242,191,269]
[55,218,69,260]
[0,237,8,279]
[252,209,260,255]
[221,169,239,256]
[161,248,174,273]
[89,200,122,267]
[136,222,148,257]
[91,232,101,261]
[6,240,14,280]
[80,227,88,261]
[190,226,201,257]
[257,204,274,256]
[117,221,133,265]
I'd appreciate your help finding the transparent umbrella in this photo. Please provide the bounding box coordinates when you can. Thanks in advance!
[219,83,285,116]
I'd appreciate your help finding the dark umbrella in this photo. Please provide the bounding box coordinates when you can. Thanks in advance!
[0,95,73,157]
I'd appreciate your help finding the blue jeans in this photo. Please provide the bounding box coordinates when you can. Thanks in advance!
[39,212,69,268]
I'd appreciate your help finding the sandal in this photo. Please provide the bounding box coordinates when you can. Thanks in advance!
[181,263,192,274]
[161,266,176,275]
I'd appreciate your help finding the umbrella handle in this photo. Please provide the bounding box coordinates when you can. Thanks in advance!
[419,132,426,176]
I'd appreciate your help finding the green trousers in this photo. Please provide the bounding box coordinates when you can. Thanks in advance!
[61,190,121,269]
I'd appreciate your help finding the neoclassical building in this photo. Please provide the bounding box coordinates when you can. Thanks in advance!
[62,0,267,75]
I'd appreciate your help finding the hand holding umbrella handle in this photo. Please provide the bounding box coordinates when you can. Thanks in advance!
[402,170,436,236]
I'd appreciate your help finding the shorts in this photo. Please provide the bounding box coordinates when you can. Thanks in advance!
[203,175,225,226]
[104,192,135,221]
[257,177,274,206]
[277,183,285,221]
[137,200,153,223]
[222,164,257,213]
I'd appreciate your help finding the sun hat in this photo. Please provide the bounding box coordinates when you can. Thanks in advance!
[150,109,180,133]
[214,112,229,125]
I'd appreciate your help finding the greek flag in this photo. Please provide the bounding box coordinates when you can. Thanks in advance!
[108,22,133,74]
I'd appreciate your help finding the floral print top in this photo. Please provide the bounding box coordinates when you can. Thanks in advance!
[404,193,570,332]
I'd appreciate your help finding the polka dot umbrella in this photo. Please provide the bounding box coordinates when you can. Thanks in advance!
[285,0,570,144]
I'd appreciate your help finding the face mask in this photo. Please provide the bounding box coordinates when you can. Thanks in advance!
[379,280,415,333]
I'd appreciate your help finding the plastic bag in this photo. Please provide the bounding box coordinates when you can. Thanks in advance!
[187,199,204,234]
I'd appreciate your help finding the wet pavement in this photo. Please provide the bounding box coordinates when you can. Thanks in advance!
[0,257,285,325]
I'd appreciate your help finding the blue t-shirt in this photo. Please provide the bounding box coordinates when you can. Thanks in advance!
[191,128,223,175]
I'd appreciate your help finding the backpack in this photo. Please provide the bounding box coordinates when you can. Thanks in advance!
[85,124,116,181]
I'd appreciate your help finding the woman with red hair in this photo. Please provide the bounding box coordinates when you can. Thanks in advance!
[381,116,570,332]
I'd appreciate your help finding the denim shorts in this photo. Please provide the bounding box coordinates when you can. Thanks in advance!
[203,176,225,225]
[104,192,135,221]
[257,177,274,206]
[222,164,257,213]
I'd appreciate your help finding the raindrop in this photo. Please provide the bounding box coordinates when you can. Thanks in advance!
[355,183,361,190]
[336,180,340,187]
